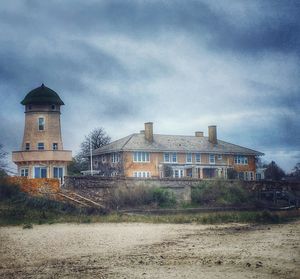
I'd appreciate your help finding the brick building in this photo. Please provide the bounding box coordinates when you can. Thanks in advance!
[92,123,263,180]
[12,84,72,181]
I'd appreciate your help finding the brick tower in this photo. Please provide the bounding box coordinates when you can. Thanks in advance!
[12,84,72,181]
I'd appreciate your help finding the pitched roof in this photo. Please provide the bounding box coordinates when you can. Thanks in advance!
[21,84,64,105]
[93,133,263,156]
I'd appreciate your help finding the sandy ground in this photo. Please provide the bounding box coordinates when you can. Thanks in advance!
[0,221,299,279]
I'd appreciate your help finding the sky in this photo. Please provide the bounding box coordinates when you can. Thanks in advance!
[0,0,299,173]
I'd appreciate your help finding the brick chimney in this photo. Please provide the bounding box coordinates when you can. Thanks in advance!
[144,122,153,142]
[208,125,217,144]
[195,131,204,137]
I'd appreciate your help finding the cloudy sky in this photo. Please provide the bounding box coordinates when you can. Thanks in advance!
[0,0,299,173]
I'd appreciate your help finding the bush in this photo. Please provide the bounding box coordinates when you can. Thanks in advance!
[150,188,176,207]
[108,186,153,208]
[23,223,33,229]
[0,182,24,201]
[108,186,177,209]
[191,180,253,206]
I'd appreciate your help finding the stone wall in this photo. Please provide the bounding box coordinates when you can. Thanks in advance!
[3,177,60,195]
[63,176,197,202]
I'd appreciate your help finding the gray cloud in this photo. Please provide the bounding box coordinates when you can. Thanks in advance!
[0,0,299,172]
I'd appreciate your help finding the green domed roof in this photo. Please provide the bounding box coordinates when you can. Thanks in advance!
[21,84,64,105]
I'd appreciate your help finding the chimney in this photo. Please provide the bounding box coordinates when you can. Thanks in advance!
[195,131,204,137]
[208,125,217,144]
[144,122,153,142]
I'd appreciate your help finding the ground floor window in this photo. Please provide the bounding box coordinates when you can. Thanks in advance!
[20,168,29,177]
[203,168,217,178]
[173,169,184,178]
[34,167,47,178]
[53,167,63,178]
[133,171,151,178]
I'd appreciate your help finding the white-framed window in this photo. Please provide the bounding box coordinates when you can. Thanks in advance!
[249,171,254,181]
[256,173,261,180]
[173,169,184,178]
[218,154,222,160]
[53,167,63,179]
[164,152,177,163]
[133,171,151,178]
[111,171,118,177]
[234,155,248,165]
[172,153,177,162]
[133,152,150,162]
[186,153,192,163]
[164,153,170,162]
[20,168,29,177]
[37,142,44,150]
[111,153,120,163]
[195,153,201,163]
[38,117,45,131]
[52,143,58,150]
[34,166,47,178]
[25,143,30,151]
[209,154,215,164]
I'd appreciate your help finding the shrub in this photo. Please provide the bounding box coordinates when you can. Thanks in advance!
[191,180,253,206]
[108,186,177,209]
[108,186,153,208]
[150,188,176,207]
[23,223,33,229]
[0,182,24,201]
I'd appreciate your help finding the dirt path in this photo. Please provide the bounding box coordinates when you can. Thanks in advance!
[0,221,299,278]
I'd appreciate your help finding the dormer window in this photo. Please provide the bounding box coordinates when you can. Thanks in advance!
[38,117,45,131]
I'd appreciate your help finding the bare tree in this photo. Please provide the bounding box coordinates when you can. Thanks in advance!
[290,163,300,178]
[264,161,285,181]
[74,127,111,172]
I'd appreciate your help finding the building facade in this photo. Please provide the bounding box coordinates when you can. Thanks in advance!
[92,123,263,180]
[12,84,72,181]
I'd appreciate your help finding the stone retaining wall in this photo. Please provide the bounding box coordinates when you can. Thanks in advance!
[63,176,197,202]
[63,176,300,204]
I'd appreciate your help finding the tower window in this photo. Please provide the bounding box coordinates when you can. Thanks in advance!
[25,143,30,150]
[51,104,56,110]
[28,105,32,110]
[37,142,44,150]
[52,143,58,150]
[38,117,45,131]
[20,168,29,177]
[34,167,47,178]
